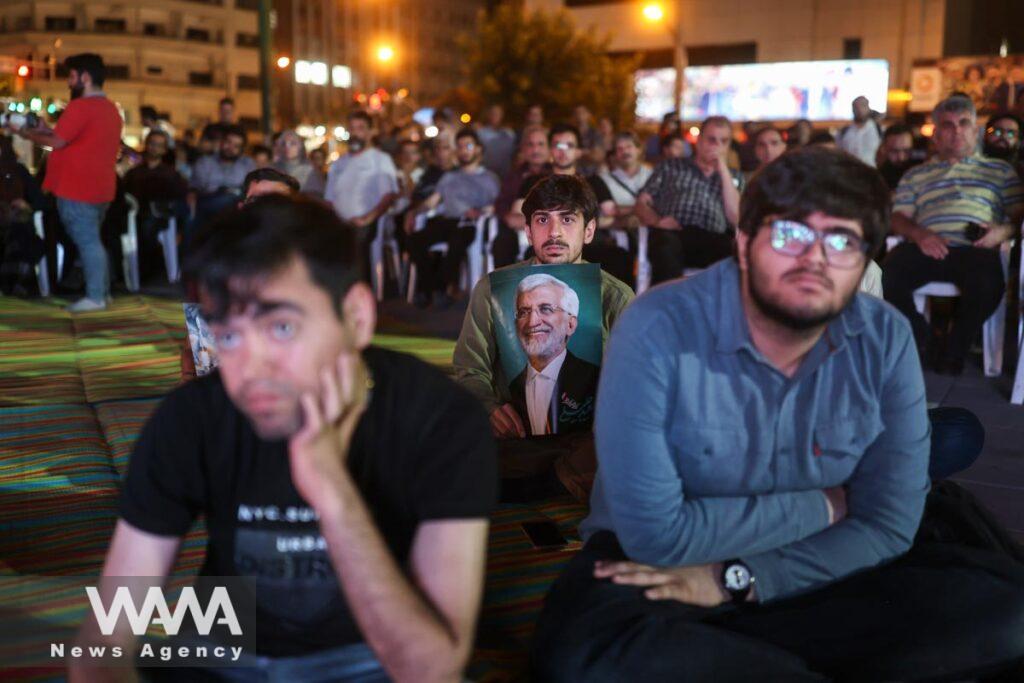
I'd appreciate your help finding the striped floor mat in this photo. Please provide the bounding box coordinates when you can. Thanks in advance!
[0,294,585,681]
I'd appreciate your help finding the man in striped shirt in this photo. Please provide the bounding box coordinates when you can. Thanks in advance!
[883,95,1024,374]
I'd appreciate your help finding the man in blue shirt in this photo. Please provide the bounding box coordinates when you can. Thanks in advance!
[532,147,1024,681]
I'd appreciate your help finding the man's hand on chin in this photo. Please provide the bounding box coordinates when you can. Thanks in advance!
[594,561,730,607]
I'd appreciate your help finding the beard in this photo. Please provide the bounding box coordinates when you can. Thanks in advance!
[747,251,855,331]
[518,324,567,364]
[983,142,1017,163]
[69,84,84,100]
[347,136,366,153]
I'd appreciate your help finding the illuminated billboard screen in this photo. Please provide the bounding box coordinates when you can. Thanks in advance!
[635,67,677,122]
[683,59,889,121]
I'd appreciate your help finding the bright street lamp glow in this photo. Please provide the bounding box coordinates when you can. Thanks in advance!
[277,56,290,69]
[376,45,395,63]
[642,3,665,22]
[460,113,471,124]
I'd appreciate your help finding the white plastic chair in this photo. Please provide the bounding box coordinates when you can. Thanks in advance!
[369,213,404,302]
[405,207,484,303]
[33,210,63,297]
[887,236,1010,378]
[120,194,141,292]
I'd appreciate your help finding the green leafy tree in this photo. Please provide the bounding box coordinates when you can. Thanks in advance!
[461,4,639,129]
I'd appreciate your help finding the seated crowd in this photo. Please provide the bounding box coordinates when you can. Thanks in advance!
[16,75,1022,681]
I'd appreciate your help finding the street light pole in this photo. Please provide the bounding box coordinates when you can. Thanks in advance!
[642,2,687,116]
[258,0,273,139]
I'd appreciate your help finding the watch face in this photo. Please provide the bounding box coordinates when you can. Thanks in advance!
[724,564,751,591]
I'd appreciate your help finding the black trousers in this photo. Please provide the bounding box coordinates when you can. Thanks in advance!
[583,232,635,289]
[407,216,475,294]
[649,226,735,284]
[882,243,1005,363]
[533,530,1024,682]
[491,221,522,268]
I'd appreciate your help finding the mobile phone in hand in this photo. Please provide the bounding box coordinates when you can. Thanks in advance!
[964,222,985,242]
[522,520,569,549]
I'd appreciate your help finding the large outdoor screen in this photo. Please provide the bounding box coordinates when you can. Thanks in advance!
[636,59,890,122]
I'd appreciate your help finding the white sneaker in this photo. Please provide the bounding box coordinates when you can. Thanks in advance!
[67,297,108,313]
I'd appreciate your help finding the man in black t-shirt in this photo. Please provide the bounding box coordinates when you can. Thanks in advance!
[505,123,633,285]
[70,196,497,681]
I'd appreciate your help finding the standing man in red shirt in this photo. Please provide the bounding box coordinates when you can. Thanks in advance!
[12,53,122,312]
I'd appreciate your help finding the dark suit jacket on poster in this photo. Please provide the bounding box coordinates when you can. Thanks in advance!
[509,350,600,436]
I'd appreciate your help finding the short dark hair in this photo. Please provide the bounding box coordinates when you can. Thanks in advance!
[184,195,359,322]
[883,122,914,140]
[613,131,640,148]
[700,116,731,133]
[348,110,373,127]
[738,146,890,260]
[521,174,598,228]
[660,133,684,151]
[455,127,481,146]
[140,105,158,121]
[144,129,170,146]
[222,125,246,142]
[987,111,1023,133]
[549,123,581,147]
[808,130,835,146]
[753,126,783,145]
[64,53,105,87]
[250,144,272,158]
[219,97,235,108]
[242,167,300,196]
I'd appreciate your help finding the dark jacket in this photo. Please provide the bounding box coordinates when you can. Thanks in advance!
[509,350,599,436]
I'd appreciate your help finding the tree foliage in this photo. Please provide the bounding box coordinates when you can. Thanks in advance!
[461,4,639,128]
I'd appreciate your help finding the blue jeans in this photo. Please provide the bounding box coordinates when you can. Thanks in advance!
[57,197,110,301]
[928,407,985,480]
[145,640,389,683]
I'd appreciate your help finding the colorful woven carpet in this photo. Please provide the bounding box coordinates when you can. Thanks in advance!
[0,295,585,682]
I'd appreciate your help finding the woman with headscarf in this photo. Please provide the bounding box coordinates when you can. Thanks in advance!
[272,130,325,198]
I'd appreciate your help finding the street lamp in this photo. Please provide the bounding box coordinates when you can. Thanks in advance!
[642,3,665,23]
[277,56,290,69]
[640,2,685,117]
[376,45,395,63]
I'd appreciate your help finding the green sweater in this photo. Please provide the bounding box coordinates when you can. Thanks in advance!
[452,260,635,414]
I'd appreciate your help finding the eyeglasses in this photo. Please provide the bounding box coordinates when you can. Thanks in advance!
[986,127,1018,140]
[767,219,869,269]
[553,142,577,151]
[514,304,567,320]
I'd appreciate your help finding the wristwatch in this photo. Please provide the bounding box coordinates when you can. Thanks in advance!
[720,559,755,603]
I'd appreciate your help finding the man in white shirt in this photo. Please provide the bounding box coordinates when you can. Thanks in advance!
[837,96,882,167]
[508,273,599,436]
[324,110,399,236]
[600,132,653,215]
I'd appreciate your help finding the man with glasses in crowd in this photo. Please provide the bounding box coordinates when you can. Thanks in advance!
[884,95,1024,375]
[982,111,1023,178]
[533,146,1024,681]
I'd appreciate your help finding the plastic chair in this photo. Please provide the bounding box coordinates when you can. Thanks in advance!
[368,213,404,302]
[405,208,481,303]
[887,236,1010,378]
[33,210,63,297]
[120,194,141,292]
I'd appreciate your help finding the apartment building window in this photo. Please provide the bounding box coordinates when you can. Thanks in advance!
[236,0,259,10]
[189,71,213,86]
[185,28,211,43]
[237,74,259,90]
[95,18,127,33]
[143,23,166,37]
[239,116,259,131]
[14,16,31,31]
[236,32,259,48]
[106,65,130,80]
[146,66,163,76]
[45,16,76,31]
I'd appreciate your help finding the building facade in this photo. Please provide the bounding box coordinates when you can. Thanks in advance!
[0,0,262,141]
[527,0,948,92]
[274,0,485,129]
